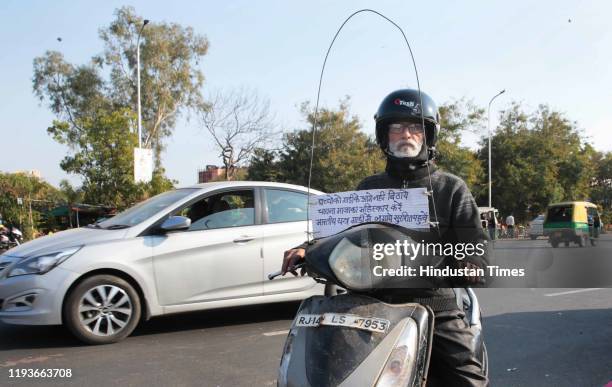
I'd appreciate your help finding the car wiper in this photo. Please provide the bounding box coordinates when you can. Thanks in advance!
[87,223,102,229]
[104,224,131,230]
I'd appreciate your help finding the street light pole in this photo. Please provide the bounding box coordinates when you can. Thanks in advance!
[487,89,506,208]
[136,19,149,149]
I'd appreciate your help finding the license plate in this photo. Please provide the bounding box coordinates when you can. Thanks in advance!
[295,313,390,333]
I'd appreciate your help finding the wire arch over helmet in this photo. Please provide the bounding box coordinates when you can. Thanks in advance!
[303,9,442,241]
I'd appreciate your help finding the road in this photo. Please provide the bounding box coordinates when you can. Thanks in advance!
[490,234,612,288]
[1,238,611,386]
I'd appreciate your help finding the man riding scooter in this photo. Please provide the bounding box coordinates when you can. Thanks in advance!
[282,89,490,386]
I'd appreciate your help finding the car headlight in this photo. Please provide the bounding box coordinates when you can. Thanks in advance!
[6,246,82,278]
[328,237,372,290]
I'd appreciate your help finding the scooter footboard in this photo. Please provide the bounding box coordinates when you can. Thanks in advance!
[279,294,434,387]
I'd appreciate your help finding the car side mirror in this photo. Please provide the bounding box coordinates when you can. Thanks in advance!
[160,216,191,232]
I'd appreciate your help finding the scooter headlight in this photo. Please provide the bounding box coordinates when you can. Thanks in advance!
[329,237,371,290]
[375,319,420,387]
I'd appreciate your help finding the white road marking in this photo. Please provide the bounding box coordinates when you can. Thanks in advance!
[263,330,289,337]
[544,288,603,297]
[0,354,64,368]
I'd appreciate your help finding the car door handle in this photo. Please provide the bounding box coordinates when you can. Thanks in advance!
[233,235,256,243]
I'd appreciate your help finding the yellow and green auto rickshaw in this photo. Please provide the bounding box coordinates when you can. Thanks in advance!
[543,201,601,248]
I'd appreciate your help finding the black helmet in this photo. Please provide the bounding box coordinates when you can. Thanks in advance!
[374,89,440,159]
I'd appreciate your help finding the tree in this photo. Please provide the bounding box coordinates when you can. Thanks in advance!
[247,148,282,182]
[0,173,62,240]
[33,52,108,134]
[201,87,276,180]
[58,180,84,228]
[589,151,612,224]
[97,6,209,168]
[436,99,486,196]
[47,108,147,208]
[276,99,385,192]
[32,6,206,204]
[478,103,596,222]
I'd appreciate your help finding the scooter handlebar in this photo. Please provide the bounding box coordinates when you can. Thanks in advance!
[267,270,283,280]
[267,263,305,280]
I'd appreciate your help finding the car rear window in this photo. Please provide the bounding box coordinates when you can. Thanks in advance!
[265,189,308,223]
[547,206,572,222]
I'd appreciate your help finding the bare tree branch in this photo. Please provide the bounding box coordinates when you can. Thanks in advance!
[54,72,85,135]
[201,87,277,180]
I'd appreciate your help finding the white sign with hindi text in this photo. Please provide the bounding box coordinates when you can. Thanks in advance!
[309,188,430,238]
[134,147,153,183]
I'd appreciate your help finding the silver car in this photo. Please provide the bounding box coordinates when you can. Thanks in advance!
[0,181,323,344]
[528,214,545,240]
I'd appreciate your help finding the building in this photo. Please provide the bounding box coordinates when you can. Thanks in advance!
[198,165,226,183]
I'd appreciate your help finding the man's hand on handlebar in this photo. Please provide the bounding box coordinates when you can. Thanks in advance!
[282,248,306,276]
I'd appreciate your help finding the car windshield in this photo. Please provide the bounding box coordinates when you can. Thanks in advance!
[97,189,198,229]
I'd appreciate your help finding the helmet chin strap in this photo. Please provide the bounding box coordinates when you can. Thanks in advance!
[385,150,433,182]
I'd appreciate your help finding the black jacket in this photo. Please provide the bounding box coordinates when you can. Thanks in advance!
[300,164,490,298]
[357,167,487,257]
[356,165,489,297]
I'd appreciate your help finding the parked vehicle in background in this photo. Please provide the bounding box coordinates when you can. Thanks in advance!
[0,226,22,252]
[0,181,324,344]
[478,207,500,238]
[528,215,545,240]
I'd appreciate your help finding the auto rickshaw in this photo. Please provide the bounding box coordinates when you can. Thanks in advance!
[543,201,601,247]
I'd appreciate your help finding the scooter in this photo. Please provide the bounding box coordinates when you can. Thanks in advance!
[0,226,22,251]
[269,222,487,386]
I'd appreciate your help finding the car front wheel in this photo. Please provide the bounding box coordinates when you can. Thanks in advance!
[63,275,141,345]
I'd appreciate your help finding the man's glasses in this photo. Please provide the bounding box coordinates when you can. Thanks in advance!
[388,122,424,135]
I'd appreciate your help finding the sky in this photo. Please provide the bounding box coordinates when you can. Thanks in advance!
[1,0,611,188]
